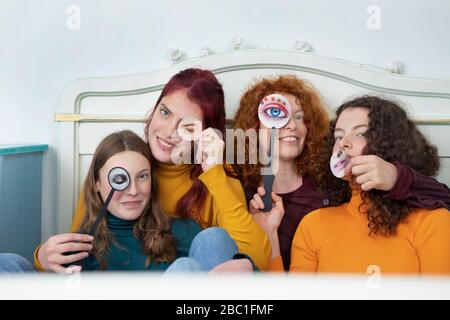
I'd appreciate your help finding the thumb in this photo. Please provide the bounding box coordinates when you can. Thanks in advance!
[272,192,284,212]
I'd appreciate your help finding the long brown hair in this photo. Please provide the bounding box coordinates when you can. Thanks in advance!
[80,130,177,269]
[326,96,440,235]
[232,75,330,190]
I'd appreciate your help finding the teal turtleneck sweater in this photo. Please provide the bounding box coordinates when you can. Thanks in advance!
[83,213,201,271]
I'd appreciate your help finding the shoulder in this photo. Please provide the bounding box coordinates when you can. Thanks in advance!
[300,206,342,226]
[409,207,450,231]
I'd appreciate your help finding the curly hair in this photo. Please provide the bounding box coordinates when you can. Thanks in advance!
[232,75,330,191]
[326,95,440,236]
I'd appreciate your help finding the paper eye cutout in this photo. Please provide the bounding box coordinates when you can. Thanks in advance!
[258,94,292,129]
[177,116,203,142]
[108,167,130,191]
[330,150,349,178]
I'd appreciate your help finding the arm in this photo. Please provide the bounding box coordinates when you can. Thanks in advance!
[34,191,90,272]
[248,187,284,259]
[199,165,272,271]
[385,162,450,210]
[346,155,450,209]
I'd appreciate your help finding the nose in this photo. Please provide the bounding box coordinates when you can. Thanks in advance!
[283,116,297,130]
[162,119,179,140]
[338,135,352,150]
[126,179,138,196]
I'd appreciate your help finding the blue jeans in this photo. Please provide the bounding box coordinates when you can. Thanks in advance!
[0,253,36,273]
[165,227,238,273]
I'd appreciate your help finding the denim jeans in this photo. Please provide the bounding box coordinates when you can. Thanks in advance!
[165,227,238,273]
[0,253,36,273]
[0,227,239,273]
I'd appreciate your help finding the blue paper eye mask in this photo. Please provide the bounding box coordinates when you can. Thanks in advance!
[258,94,292,129]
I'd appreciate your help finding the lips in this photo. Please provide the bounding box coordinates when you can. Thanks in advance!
[333,159,347,170]
[279,136,299,142]
[157,136,176,151]
[121,200,143,209]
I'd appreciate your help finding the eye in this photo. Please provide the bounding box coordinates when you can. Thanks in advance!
[139,173,150,180]
[262,104,288,119]
[294,113,303,120]
[334,136,343,141]
[160,108,170,117]
[356,132,366,137]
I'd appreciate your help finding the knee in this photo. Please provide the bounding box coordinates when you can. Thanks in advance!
[191,227,235,248]
[0,253,34,273]
[165,257,203,273]
[188,227,239,268]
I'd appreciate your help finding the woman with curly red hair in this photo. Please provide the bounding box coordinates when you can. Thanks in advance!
[234,76,450,271]
[258,96,450,274]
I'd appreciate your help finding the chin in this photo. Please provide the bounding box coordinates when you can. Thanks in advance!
[279,151,301,162]
[149,141,171,163]
[121,208,145,220]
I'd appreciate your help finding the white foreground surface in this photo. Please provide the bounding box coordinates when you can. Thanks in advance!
[0,273,449,300]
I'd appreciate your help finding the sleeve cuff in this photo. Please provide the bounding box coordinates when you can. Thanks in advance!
[384,161,415,200]
[268,255,285,272]
[33,245,45,272]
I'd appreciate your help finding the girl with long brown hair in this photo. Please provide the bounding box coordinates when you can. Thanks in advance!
[58,130,200,271]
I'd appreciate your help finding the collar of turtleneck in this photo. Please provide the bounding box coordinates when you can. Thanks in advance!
[346,188,371,219]
[156,161,193,178]
[107,212,138,236]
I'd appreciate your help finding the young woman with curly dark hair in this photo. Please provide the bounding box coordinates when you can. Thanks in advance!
[257,96,450,274]
[234,76,450,271]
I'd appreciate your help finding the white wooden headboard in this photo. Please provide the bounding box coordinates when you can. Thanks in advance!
[55,49,450,233]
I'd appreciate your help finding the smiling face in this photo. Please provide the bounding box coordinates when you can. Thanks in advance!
[259,93,308,162]
[147,90,204,163]
[332,107,369,176]
[95,150,151,221]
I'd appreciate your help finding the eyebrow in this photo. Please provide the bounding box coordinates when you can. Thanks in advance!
[137,169,150,175]
[335,124,368,133]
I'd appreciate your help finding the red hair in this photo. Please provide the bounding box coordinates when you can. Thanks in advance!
[233,75,330,190]
[144,68,227,221]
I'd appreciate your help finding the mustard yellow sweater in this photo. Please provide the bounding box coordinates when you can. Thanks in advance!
[35,164,271,270]
[269,192,450,274]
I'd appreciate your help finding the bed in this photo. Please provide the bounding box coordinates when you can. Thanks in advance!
[54,49,450,233]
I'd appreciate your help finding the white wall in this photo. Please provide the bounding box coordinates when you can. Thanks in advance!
[1,0,449,240]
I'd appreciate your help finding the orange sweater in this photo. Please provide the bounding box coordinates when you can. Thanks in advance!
[269,192,450,274]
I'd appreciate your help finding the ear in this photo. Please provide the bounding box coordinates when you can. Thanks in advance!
[95,179,101,192]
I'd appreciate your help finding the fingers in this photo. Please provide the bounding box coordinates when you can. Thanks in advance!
[58,242,93,255]
[361,180,377,191]
[52,251,89,266]
[50,263,82,274]
[257,186,266,197]
[50,233,94,245]
[249,199,259,212]
[355,172,372,185]
[272,192,284,213]
[252,193,265,210]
